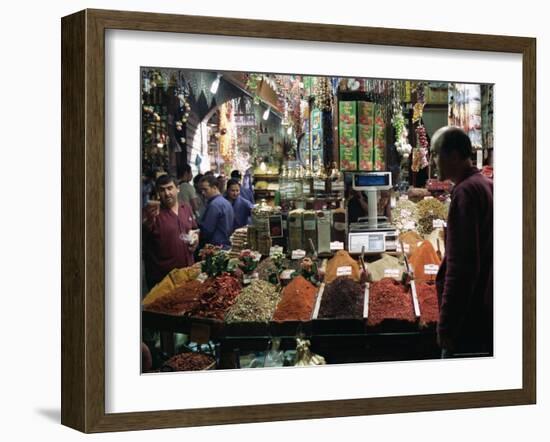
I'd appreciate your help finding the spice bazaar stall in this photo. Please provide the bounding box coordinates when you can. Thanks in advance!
[140,67,494,373]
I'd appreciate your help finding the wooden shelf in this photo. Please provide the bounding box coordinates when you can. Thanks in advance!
[254,174,280,180]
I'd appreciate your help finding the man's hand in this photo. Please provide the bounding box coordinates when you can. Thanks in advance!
[143,201,160,227]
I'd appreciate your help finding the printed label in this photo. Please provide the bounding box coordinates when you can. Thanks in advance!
[303,220,316,231]
[333,222,346,231]
[330,241,345,251]
[384,268,401,278]
[404,221,416,230]
[291,249,306,259]
[424,264,439,275]
[269,246,283,257]
[280,269,295,279]
[314,179,325,191]
[400,195,409,200]
[432,219,446,228]
[336,266,353,276]
[401,209,412,217]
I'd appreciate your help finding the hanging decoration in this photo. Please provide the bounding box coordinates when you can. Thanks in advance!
[141,69,170,173]
[313,77,333,111]
[411,82,429,173]
[412,82,426,123]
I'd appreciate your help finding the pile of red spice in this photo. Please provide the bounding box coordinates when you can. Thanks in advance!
[162,352,215,371]
[319,277,364,319]
[415,281,439,325]
[188,274,242,320]
[367,278,415,326]
[272,275,317,322]
[144,280,206,315]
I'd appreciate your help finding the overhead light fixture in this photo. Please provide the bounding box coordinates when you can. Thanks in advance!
[262,106,270,121]
[210,74,221,94]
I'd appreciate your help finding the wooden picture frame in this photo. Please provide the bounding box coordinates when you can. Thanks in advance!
[61,8,536,433]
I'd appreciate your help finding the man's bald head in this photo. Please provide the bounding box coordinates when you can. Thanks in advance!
[431,126,473,159]
[432,126,473,182]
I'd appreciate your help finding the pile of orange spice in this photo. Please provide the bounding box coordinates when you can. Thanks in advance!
[325,250,360,284]
[409,240,441,283]
[272,276,317,322]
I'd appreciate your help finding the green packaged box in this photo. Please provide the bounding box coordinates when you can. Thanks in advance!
[339,101,357,125]
[339,124,357,170]
[357,101,375,125]
[358,124,374,171]
[373,144,386,171]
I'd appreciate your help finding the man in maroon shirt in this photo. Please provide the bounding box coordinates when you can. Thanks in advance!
[432,127,493,357]
[142,174,197,289]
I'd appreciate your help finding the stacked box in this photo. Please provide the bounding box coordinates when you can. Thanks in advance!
[357,101,374,126]
[339,124,357,170]
[373,104,386,171]
[316,210,331,255]
[339,101,357,125]
[357,101,375,171]
[303,210,317,254]
[288,209,304,251]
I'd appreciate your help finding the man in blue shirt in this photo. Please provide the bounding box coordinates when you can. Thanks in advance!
[231,170,254,203]
[226,179,254,229]
[198,175,234,249]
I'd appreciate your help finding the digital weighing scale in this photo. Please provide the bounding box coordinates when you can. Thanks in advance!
[347,171,398,253]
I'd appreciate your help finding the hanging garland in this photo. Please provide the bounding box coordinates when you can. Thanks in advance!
[411,82,429,172]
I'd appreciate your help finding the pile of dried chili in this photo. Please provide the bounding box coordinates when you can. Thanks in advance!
[415,281,439,325]
[367,278,415,326]
[189,274,242,320]
[318,277,364,319]
[272,275,317,322]
[162,352,215,371]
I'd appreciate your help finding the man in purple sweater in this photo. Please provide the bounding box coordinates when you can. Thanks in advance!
[432,127,493,358]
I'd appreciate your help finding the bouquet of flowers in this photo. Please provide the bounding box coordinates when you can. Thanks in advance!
[237,249,261,274]
[292,257,321,286]
[199,244,229,277]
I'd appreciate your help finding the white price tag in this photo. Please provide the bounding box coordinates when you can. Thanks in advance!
[400,209,412,217]
[404,221,416,230]
[397,243,410,253]
[336,266,352,276]
[384,268,401,278]
[400,195,409,200]
[269,246,283,257]
[424,264,439,275]
[330,241,344,251]
[432,219,446,228]
[280,269,295,279]
[197,273,208,283]
[425,196,434,200]
[291,249,306,259]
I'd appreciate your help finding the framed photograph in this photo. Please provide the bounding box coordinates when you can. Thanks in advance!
[61,9,536,433]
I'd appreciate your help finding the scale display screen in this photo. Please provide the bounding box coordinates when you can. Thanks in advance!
[368,234,385,252]
[348,232,386,253]
[352,172,391,189]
